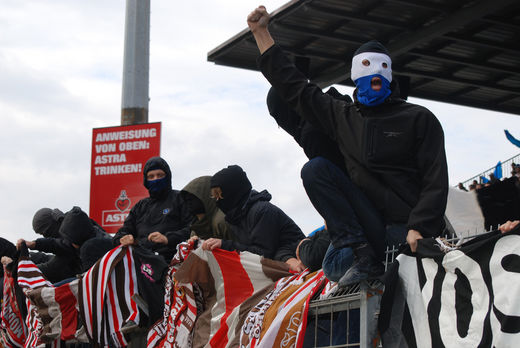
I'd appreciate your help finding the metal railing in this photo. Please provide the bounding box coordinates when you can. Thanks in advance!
[306,229,492,348]
[459,152,520,188]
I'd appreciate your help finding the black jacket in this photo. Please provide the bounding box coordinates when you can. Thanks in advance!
[34,237,81,283]
[221,190,305,262]
[114,157,193,261]
[298,228,330,271]
[259,45,448,238]
[267,86,349,173]
[113,189,192,261]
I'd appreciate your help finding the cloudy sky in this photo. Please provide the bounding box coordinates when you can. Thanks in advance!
[1,0,520,244]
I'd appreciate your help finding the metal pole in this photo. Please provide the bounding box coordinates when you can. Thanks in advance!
[121,0,150,125]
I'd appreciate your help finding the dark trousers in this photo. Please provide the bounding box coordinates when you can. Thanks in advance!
[301,157,388,259]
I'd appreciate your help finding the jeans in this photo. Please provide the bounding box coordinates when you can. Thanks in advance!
[301,157,387,258]
[322,224,407,282]
[322,244,354,282]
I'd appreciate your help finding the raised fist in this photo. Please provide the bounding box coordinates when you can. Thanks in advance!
[247,6,269,33]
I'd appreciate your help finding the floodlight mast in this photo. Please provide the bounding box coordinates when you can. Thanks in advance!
[121,0,150,126]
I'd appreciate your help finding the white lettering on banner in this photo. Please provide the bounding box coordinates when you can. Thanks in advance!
[119,141,150,151]
[95,128,157,142]
[94,154,127,164]
[95,143,116,153]
[401,237,520,347]
[439,250,489,346]
[94,163,142,175]
[399,255,433,348]
[490,235,520,348]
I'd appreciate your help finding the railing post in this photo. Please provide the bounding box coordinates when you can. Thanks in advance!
[359,281,384,347]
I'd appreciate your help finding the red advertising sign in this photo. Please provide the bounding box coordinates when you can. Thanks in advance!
[89,122,161,233]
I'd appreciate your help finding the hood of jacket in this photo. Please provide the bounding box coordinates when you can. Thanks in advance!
[59,206,95,246]
[182,176,222,239]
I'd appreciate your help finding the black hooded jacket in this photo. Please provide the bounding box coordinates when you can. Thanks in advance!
[113,157,192,261]
[267,86,349,173]
[32,206,110,282]
[259,45,448,238]
[211,166,305,261]
[222,190,305,262]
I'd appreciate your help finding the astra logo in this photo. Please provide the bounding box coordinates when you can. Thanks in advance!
[115,190,131,212]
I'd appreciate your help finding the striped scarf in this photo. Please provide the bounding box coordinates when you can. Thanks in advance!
[17,256,53,348]
[1,266,27,348]
[78,245,139,348]
[147,241,198,348]
[173,247,292,348]
[240,270,327,348]
[25,279,87,343]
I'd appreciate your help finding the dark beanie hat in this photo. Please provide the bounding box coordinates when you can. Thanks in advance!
[210,165,252,214]
[59,206,95,246]
[32,208,65,238]
[353,40,390,57]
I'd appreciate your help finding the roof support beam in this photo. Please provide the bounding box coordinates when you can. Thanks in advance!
[408,90,520,115]
[442,33,520,55]
[406,49,520,76]
[315,0,518,87]
[394,68,520,98]
[307,2,407,30]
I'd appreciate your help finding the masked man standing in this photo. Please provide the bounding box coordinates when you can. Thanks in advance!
[247,6,448,287]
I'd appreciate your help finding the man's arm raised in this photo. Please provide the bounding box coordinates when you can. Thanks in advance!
[247,6,274,54]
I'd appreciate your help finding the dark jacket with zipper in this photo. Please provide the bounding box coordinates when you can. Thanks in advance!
[114,157,193,261]
[113,190,193,261]
[259,45,448,238]
[221,190,306,262]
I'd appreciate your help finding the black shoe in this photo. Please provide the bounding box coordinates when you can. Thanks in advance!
[338,243,384,288]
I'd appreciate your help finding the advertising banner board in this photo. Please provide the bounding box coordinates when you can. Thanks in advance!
[89,122,161,233]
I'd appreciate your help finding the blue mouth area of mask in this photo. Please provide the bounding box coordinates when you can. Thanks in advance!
[355,74,391,107]
[146,177,169,193]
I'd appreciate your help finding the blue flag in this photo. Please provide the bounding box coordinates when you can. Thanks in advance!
[493,161,502,179]
[505,130,520,148]
[480,176,489,184]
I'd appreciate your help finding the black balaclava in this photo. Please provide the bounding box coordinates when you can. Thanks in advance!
[351,40,393,107]
[210,165,252,215]
[32,208,65,238]
[143,157,173,199]
[182,192,206,216]
[59,206,95,246]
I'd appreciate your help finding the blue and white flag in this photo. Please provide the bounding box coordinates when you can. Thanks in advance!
[505,130,520,148]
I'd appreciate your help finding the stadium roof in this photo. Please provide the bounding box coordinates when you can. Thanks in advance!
[208,0,520,116]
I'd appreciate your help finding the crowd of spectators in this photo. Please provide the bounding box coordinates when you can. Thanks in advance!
[458,162,520,192]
